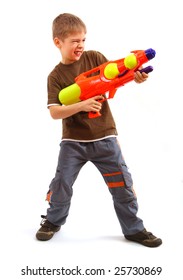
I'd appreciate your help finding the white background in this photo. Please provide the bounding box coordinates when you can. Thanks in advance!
[0,0,183,279]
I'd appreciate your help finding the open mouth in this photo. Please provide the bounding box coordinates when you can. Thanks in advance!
[74,51,82,57]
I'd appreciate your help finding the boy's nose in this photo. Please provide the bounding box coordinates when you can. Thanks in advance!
[77,42,84,48]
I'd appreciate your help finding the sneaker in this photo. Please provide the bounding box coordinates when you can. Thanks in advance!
[125,229,162,247]
[36,215,61,241]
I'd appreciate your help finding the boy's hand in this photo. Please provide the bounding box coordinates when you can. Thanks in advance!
[134,70,149,84]
[81,95,104,113]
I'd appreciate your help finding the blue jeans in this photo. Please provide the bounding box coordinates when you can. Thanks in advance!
[46,137,144,235]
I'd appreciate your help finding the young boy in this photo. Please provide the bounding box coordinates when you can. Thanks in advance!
[36,13,162,247]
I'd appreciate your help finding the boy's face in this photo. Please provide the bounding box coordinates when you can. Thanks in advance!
[54,31,86,64]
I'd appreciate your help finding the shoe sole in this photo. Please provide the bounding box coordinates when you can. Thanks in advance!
[125,236,162,247]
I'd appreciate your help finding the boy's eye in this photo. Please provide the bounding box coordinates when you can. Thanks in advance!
[72,39,86,44]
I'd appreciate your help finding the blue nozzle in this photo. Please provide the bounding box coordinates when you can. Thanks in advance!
[145,48,156,60]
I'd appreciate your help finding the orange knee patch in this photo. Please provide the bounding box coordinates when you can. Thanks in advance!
[103,171,122,177]
[46,191,53,203]
[107,181,125,188]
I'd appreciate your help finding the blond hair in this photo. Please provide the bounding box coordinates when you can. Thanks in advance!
[52,13,87,40]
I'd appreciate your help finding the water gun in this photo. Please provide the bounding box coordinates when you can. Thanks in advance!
[58,48,156,118]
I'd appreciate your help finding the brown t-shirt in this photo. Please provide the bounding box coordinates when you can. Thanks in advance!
[47,50,118,141]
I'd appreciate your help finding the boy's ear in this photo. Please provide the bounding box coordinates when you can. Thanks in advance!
[53,37,62,48]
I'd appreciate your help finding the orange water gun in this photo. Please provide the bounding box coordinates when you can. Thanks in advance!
[58,48,156,118]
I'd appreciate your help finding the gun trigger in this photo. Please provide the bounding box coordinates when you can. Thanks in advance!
[89,111,101,118]
[108,89,117,99]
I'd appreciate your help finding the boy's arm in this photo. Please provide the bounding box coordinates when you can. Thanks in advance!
[49,95,103,119]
